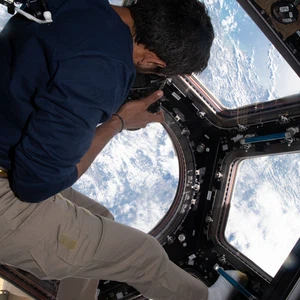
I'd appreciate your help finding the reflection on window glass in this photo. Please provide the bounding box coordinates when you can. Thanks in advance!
[225,153,300,277]
[197,0,300,108]
[73,123,179,233]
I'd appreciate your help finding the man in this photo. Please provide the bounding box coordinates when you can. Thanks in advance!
[0,0,247,299]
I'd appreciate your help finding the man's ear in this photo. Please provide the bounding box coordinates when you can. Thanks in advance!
[138,52,166,69]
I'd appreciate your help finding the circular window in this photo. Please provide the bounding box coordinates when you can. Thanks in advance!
[73,123,180,234]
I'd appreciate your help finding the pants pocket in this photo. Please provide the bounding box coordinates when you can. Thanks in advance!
[29,225,97,280]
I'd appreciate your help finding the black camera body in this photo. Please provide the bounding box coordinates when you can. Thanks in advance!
[126,74,167,114]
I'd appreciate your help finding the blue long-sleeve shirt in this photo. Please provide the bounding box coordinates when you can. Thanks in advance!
[0,0,136,202]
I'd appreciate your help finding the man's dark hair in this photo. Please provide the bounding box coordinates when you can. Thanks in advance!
[128,0,214,76]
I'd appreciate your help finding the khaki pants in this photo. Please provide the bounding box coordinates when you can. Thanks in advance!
[0,178,208,300]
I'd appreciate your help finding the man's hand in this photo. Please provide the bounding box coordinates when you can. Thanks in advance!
[113,90,165,130]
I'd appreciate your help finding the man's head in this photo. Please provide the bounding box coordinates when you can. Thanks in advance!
[128,0,214,76]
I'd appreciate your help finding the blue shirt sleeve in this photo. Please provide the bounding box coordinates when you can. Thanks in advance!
[10,56,133,202]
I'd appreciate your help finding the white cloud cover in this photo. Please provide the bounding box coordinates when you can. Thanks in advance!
[198,0,300,108]
[74,123,179,233]
[226,154,300,276]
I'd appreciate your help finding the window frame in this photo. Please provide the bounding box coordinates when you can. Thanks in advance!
[207,141,300,282]
[174,75,300,127]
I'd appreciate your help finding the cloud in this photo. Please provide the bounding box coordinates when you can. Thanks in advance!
[197,0,300,108]
[221,15,237,33]
[73,123,180,234]
[226,153,300,276]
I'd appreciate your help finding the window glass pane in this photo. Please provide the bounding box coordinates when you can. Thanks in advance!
[225,153,300,277]
[73,123,179,233]
[197,0,300,108]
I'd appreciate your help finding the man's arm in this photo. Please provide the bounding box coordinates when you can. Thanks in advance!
[76,90,164,178]
[10,56,135,203]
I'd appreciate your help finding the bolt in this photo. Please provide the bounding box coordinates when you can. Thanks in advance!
[196,143,205,153]
[178,234,186,243]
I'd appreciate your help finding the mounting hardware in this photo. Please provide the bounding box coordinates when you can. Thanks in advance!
[192,183,200,192]
[205,216,213,223]
[178,234,186,243]
[232,134,244,143]
[279,115,290,124]
[197,111,206,119]
[242,143,252,151]
[215,172,222,179]
[218,254,227,264]
[181,128,190,135]
[166,235,174,244]
[196,143,206,153]
[237,124,248,132]
[240,127,299,146]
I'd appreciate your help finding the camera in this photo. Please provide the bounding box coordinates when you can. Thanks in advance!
[126,73,167,114]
